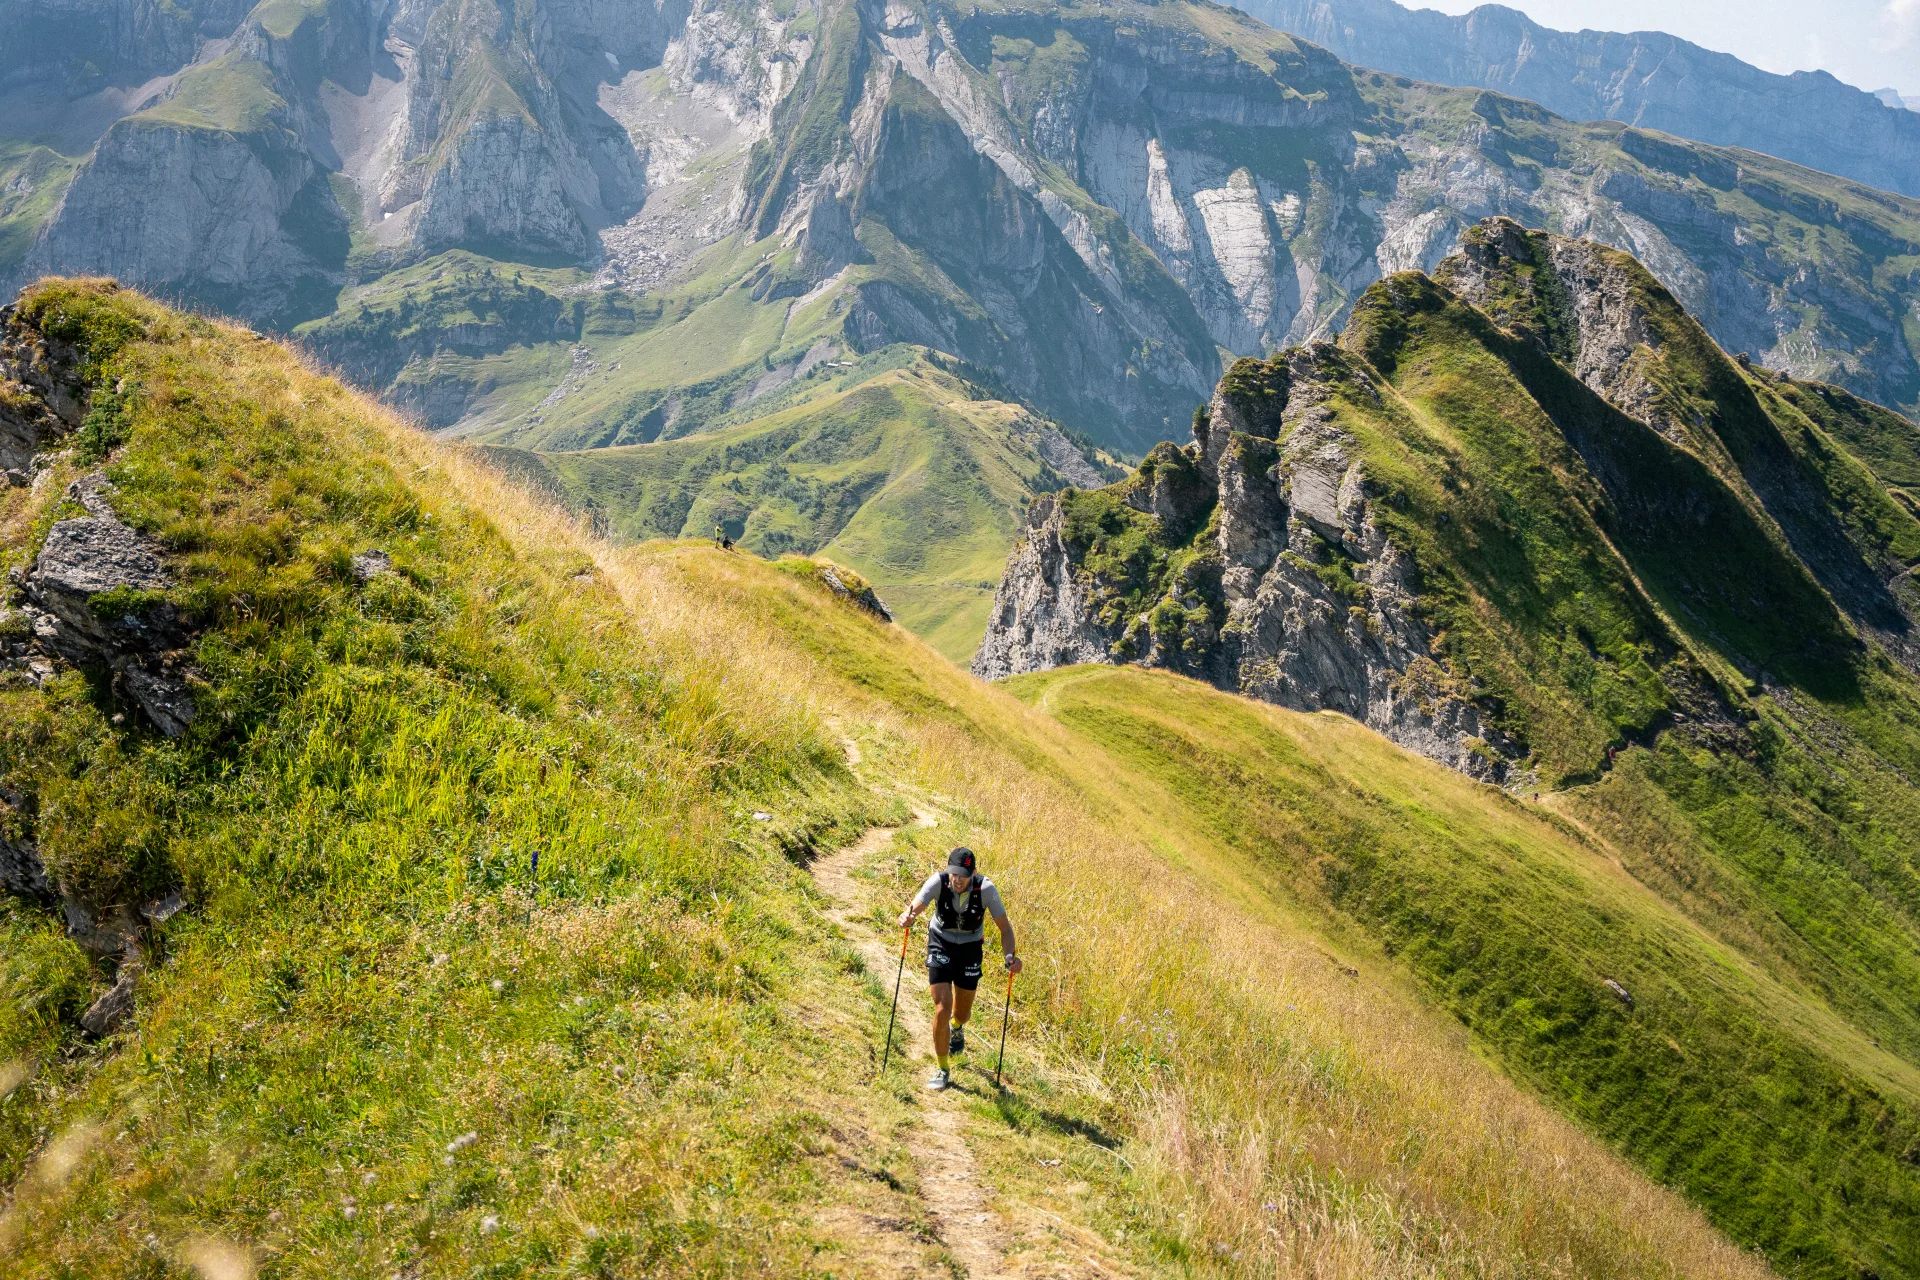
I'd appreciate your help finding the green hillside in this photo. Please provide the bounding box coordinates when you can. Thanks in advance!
[972,220,1920,1276]
[0,280,1795,1277]
[1006,665,1920,1277]
[478,351,1119,663]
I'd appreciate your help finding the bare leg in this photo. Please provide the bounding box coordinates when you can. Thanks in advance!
[930,982,955,1063]
[953,984,977,1032]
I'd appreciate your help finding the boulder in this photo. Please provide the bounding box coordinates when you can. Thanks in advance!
[122,663,196,739]
[350,549,395,583]
[819,566,893,622]
[28,516,178,661]
[0,835,52,903]
[78,961,141,1038]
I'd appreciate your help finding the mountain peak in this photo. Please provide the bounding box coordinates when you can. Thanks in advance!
[979,216,1920,782]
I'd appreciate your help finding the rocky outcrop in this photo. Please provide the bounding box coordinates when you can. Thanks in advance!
[0,301,89,486]
[1438,217,1681,438]
[1436,217,1920,678]
[976,341,1521,783]
[28,87,349,326]
[16,479,200,737]
[819,564,893,621]
[0,785,53,902]
[969,492,1118,678]
[0,298,200,736]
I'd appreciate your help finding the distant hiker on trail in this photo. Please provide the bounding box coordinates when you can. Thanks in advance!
[898,847,1020,1091]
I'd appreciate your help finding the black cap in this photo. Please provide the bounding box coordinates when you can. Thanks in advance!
[946,846,976,875]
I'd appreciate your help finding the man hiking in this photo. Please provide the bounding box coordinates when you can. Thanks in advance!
[897,847,1021,1090]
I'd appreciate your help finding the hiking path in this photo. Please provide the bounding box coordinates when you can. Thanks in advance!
[812,820,1132,1280]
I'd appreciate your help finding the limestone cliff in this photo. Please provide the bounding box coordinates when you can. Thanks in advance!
[6,0,1920,436]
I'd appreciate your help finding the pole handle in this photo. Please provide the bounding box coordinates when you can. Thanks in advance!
[900,922,910,957]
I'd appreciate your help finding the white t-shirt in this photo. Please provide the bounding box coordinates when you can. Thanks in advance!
[913,872,1006,944]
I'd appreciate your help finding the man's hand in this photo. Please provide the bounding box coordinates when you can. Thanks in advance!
[1006,953,1023,976]
[897,908,915,930]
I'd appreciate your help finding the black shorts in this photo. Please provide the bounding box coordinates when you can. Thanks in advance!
[927,937,983,991]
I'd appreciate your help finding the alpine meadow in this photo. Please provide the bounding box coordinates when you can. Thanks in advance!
[4,0,1920,1275]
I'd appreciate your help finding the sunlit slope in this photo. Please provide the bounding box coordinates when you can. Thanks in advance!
[0,281,942,1275]
[1001,664,1918,1279]
[620,541,1776,1280]
[482,355,1109,662]
[2,282,1774,1279]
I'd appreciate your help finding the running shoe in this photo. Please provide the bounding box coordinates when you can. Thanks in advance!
[948,1025,966,1054]
[926,1067,950,1091]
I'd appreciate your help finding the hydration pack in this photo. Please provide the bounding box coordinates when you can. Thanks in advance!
[935,875,987,933]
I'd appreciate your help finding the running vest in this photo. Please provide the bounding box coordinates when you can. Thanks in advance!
[935,877,987,935]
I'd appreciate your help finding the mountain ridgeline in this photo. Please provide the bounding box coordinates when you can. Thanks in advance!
[978,214,1920,1273]
[2,0,1919,453]
[1237,0,1920,199]
[979,216,1920,782]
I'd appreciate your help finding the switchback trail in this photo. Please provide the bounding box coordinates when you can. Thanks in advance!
[812,822,1134,1280]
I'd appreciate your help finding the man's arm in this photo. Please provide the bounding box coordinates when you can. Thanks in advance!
[993,913,1022,974]
[897,875,937,929]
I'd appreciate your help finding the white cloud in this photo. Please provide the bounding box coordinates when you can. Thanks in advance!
[1879,0,1920,49]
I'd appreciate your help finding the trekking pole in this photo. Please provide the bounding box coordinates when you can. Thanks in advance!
[993,968,1015,1088]
[878,923,909,1078]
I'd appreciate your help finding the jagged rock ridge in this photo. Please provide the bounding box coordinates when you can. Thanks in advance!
[976,216,1920,782]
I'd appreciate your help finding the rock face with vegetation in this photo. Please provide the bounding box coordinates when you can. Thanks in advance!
[5,0,1920,440]
[980,217,1920,789]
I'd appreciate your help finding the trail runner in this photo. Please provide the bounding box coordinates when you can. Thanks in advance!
[898,847,1021,1090]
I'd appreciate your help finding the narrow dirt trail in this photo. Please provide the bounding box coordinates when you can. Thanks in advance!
[813,820,1020,1280]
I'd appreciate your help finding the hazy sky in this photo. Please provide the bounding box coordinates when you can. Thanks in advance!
[1417,0,1920,95]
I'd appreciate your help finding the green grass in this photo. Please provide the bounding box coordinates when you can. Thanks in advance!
[487,354,1081,663]
[1003,665,1920,1279]
[0,281,925,1273]
[131,54,286,135]
[0,141,78,271]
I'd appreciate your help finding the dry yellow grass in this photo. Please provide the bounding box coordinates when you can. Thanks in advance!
[352,367,1773,1277]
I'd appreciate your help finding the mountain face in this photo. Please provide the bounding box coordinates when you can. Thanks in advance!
[4,0,1920,451]
[1238,0,1920,199]
[979,216,1920,786]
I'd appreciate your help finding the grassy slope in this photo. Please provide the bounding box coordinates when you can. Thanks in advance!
[0,142,78,272]
[1,282,1777,1278]
[1002,666,1919,1279]
[1037,248,1920,1274]
[486,354,1088,664]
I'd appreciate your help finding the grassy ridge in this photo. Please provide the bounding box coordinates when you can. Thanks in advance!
[1,281,1779,1277]
[483,355,1104,663]
[0,281,924,1274]
[1002,666,1919,1278]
